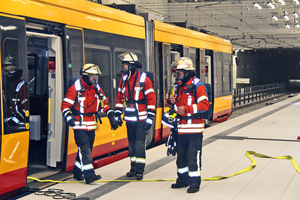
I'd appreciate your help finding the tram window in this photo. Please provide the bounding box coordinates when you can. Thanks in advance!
[85,47,112,111]
[163,44,171,106]
[66,28,84,83]
[2,39,29,134]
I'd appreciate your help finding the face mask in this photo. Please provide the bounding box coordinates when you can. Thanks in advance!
[176,70,184,85]
[89,75,98,85]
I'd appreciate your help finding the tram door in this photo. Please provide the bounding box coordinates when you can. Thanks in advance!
[26,32,64,168]
[0,14,29,198]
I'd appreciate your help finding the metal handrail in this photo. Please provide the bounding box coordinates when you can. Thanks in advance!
[233,83,286,107]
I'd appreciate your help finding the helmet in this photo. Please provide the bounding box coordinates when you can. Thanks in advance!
[118,52,138,64]
[171,57,195,72]
[3,55,15,67]
[171,57,195,85]
[80,64,102,85]
[80,64,102,76]
[3,65,18,78]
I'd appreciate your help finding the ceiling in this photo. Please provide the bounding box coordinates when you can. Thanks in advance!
[113,0,300,50]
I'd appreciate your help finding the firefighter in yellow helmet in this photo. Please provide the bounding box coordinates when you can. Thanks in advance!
[61,63,118,184]
[115,52,156,180]
[167,57,209,193]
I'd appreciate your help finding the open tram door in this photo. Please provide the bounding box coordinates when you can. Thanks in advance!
[26,30,64,169]
[0,14,30,198]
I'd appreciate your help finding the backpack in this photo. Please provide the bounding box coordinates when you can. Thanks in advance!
[188,79,212,120]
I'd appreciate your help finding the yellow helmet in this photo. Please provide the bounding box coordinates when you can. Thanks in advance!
[171,57,195,72]
[118,52,138,64]
[81,64,102,76]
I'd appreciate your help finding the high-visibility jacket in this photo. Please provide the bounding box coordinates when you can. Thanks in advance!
[115,71,156,122]
[61,78,112,130]
[167,77,209,134]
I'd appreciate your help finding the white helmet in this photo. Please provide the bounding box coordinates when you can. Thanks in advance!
[171,57,195,72]
[80,64,102,76]
[118,52,138,64]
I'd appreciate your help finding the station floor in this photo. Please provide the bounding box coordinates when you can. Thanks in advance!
[19,94,300,200]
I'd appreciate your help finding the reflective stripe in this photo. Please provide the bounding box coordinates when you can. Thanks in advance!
[75,79,81,91]
[146,118,152,124]
[118,88,122,92]
[130,157,136,162]
[136,158,146,163]
[125,107,136,112]
[174,105,178,111]
[122,75,128,81]
[189,171,201,177]
[193,104,198,114]
[147,105,155,110]
[115,110,122,114]
[100,105,109,113]
[139,111,147,116]
[178,128,204,133]
[82,164,94,171]
[177,167,189,174]
[75,160,82,170]
[116,103,124,108]
[197,150,200,172]
[15,80,25,92]
[144,88,154,95]
[197,95,208,103]
[140,72,146,83]
[162,120,174,129]
[63,98,74,105]
[178,124,204,128]
[124,116,138,121]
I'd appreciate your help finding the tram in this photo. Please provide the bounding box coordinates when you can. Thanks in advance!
[0,0,232,198]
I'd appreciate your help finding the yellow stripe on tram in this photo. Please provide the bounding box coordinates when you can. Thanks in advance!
[27,151,300,183]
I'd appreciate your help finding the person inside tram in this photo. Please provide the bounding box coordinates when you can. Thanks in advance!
[2,55,28,133]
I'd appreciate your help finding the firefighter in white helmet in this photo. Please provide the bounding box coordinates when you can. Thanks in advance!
[2,55,29,133]
[61,63,118,184]
[167,57,209,193]
[115,52,156,180]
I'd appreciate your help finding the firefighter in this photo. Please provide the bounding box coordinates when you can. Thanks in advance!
[61,63,118,184]
[2,55,28,133]
[115,52,156,180]
[167,57,209,193]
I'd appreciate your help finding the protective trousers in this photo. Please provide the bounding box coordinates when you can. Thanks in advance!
[126,120,147,174]
[73,129,96,179]
[176,133,203,187]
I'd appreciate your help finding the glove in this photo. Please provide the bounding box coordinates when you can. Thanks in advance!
[145,112,154,131]
[166,134,177,156]
[108,111,118,130]
[115,110,123,127]
[63,110,75,127]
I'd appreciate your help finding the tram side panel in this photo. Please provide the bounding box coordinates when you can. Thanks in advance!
[64,27,147,171]
[0,15,30,198]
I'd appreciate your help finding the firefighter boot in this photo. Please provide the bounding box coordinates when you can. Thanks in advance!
[85,174,102,184]
[171,182,189,189]
[73,174,84,181]
[187,185,199,193]
[126,169,136,177]
[135,173,143,180]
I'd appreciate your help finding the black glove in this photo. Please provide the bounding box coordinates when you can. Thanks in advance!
[115,110,123,127]
[166,134,177,156]
[63,110,75,127]
[145,113,154,131]
[108,111,118,130]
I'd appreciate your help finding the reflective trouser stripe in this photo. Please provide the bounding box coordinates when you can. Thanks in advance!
[136,158,146,164]
[130,157,136,162]
[189,171,201,177]
[177,166,189,174]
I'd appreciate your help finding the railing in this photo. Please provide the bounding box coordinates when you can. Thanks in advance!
[233,83,286,107]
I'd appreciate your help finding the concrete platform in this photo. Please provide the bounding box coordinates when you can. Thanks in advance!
[18,94,300,200]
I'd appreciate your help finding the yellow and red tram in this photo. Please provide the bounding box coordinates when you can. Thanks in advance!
[0,0,233,198]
